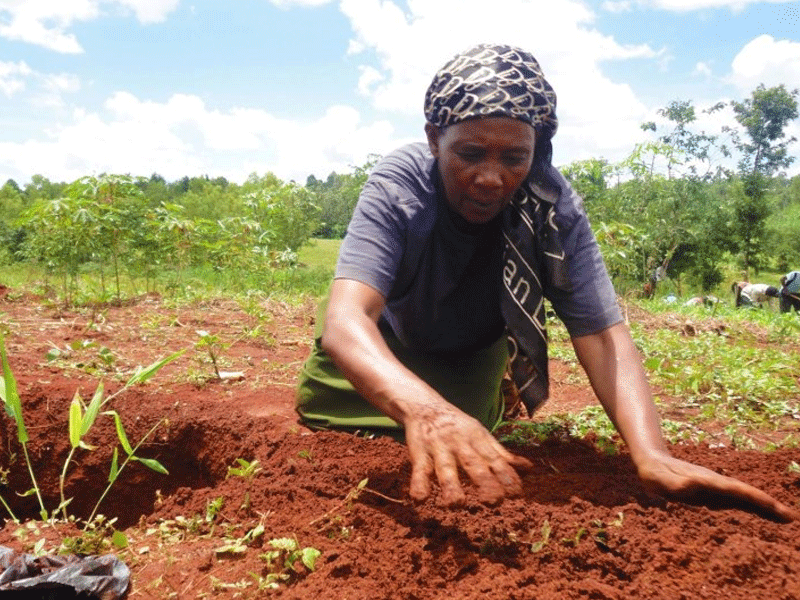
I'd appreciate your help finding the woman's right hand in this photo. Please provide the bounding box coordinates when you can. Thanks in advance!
[403,402,533,506]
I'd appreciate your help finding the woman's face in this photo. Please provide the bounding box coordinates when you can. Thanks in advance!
[425,116,536,224]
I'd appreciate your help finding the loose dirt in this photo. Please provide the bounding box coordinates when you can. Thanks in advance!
[1,289,799,599]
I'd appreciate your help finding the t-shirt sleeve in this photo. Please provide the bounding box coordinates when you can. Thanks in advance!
[545,175,623,338]
[335,178,408,298]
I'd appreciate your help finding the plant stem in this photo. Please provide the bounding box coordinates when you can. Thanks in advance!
[59,447,78,521]
[85,418,166,527]
[0,493,19,522]
[22,445,47,520]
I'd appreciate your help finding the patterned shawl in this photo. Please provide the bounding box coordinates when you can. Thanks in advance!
[424,43,570,414]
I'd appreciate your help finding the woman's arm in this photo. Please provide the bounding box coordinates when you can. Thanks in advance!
[572,322,797,521]
[321,277,532,505]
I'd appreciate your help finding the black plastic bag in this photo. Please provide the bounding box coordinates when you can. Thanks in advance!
[0,545,129,599]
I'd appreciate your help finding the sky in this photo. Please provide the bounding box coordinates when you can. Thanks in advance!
[1,0,799,187]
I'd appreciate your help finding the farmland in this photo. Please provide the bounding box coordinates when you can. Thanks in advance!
[1,280,799,599]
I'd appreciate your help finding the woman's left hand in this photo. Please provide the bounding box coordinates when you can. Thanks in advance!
[636,450,798,522]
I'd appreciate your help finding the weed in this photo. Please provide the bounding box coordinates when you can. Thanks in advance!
[309,478,369,529]
[215,523,265,556]
[60,515,129,555]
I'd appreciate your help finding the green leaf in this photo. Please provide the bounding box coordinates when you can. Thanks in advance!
[125,348,187,386]
[0,331,27,444]
[134,457,169,475]
[68,393,82,448]
[112,530,128,549]
[269,538,298,552]
[105,410,133,455]
[300,547,321,571]
[108,447,119,484]
[81,382,104,436]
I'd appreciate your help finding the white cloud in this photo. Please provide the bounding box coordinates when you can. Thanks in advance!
[356,65,383,96]
[0,0,180,52]
[627,0,791,11]
[266,0,334,7]
[694,61,713,78]
[728,34,800,92]
[114,0,180,23]
[602,1,633,11]
[0,60,33,96]
[337,0,657,167]
[0,91,397,184]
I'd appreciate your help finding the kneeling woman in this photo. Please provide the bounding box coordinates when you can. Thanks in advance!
[295,43,796,518]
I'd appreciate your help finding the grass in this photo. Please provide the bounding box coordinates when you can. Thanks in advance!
[0,243,340,306]
[298,238,342,273]
[535,296,800,451]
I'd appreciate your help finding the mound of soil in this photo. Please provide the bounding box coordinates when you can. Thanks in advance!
[1,292,798,599]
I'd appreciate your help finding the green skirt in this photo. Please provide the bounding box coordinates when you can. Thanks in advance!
[295,297,508,441]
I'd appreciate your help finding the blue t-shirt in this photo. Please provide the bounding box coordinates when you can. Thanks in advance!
[335,142,621,353]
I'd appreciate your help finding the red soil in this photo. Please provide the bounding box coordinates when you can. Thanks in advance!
[0,291,798,599]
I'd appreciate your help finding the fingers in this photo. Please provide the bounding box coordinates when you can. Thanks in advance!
[405,421,530,506]
[407,429,435,502]
[709,476,799,523]
[642,457,798,523]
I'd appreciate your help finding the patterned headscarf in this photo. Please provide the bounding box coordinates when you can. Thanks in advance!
[425,44,570,415]
[424,43,558,143]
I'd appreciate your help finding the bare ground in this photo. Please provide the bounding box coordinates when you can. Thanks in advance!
[1,286,799,599]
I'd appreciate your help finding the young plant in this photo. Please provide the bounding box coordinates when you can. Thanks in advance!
[226,458,262,514]
[259,537,321,589]
[195,330,243,381]
[1,330,47,520]
[1,329,186,525]
[85,410,170,526]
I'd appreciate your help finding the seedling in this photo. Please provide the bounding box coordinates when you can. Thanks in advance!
[195,330,243,381]
[226,458,262,514]
[309,477,368,528]
[529,520,552,553]
[1,329,186,525]
[258,536,321,589]
[215,523,265,555]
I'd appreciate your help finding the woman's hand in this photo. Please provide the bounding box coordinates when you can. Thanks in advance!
[403,402,533,506]
[637,450,798,522]
[322,278,531,506]
[572,322,797,522]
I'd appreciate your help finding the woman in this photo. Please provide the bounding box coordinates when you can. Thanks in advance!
[296,44,796,519]
[780,271,800,313]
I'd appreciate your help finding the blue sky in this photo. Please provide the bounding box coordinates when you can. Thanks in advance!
[1,0,799,186]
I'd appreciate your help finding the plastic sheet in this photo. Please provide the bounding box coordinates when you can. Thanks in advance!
[0,545,129,599]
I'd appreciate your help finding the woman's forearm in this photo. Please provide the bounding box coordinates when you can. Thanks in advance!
[571,322,669,465]
[320,280,447,426]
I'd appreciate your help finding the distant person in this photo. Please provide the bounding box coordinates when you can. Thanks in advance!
[779,270,800,313]
[684,295,719,308]
[732,281,780,308]
[294,43,796,520]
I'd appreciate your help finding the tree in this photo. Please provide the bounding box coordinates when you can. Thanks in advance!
[561,158,611,204]
[641,99,727,181]
[728,84,799,276]
[311,156,379,238]
[730,84,799,176]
